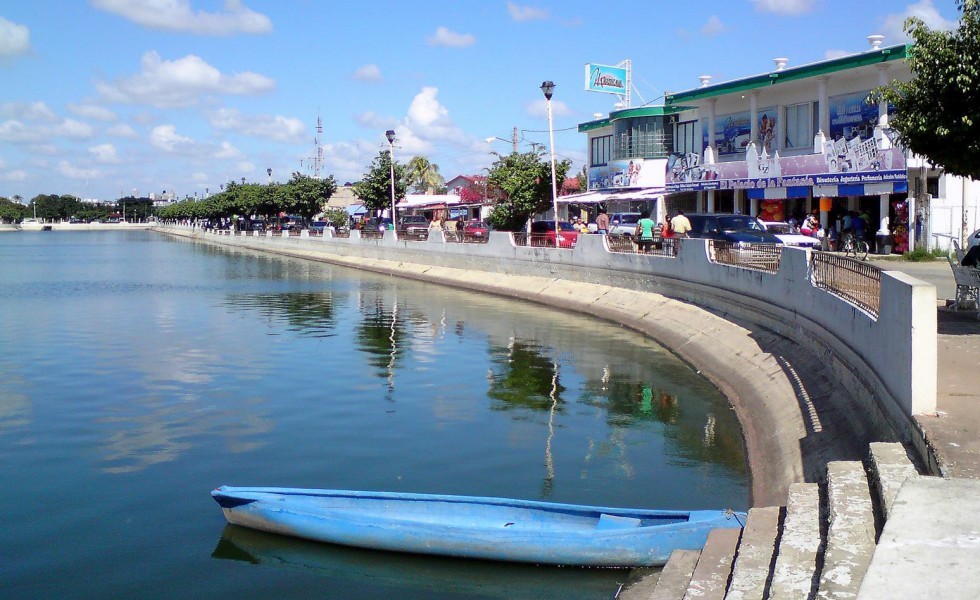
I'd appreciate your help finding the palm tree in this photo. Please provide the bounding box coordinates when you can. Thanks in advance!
[406,156,444,195]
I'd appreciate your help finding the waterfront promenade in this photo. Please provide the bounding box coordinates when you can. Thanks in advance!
[159,226,980,597]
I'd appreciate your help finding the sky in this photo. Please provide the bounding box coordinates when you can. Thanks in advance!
[0,0,962,202]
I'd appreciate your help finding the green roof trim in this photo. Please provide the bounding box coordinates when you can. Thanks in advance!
[578,118,610,133]
[665,44,909,105]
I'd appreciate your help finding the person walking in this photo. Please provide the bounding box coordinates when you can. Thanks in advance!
[670,210,692,238]
[596,210,610,234]
[634,210,656,253]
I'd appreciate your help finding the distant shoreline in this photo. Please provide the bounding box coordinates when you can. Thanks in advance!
[0,222,154,232]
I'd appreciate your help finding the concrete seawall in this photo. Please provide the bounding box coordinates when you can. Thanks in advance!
[155,226,940,504]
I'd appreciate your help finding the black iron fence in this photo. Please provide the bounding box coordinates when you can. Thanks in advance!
[605,234,678,258]
[707,241,782,274]
[810,252,882,317]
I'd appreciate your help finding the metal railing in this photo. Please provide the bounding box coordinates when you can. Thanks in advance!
[605,234,678,258]
[708,241,782,274]
[810,252,882,317]
[332,229,351,238]
[359,228,385,240]
[511,232,577,249]
[443,230,490,244]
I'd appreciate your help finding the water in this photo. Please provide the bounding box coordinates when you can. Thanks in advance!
[0,231,748,599]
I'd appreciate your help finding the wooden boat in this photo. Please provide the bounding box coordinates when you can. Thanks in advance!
[211,486,745,567]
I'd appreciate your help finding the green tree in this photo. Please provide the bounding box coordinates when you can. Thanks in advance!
[873,1,980,178]
[406,155,444,194]
[485,150,570,231]
[0,197,26,222]
[279,172,338,219]
[353,150,408,215]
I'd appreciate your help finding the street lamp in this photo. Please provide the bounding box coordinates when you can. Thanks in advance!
[386,129,396,229]
[267,168,272,184]
[540,80,560,248]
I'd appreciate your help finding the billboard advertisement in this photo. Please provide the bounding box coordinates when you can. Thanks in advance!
[703,108,777,157]
[589,157,665,190]
[585,63,628,96]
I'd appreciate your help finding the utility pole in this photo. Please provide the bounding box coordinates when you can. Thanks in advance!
[512,126,518,154]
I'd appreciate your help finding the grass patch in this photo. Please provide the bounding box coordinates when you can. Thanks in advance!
[902,247,948,262]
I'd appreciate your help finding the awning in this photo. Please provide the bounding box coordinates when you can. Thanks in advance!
[558,188,663,204]
[744,180,908,200]
[396,194,461,209]
[346,204,367,215]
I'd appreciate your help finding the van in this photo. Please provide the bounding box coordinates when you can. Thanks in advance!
[608,213,642,236]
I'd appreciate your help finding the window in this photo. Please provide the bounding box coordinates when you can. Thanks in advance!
[590,135,611,167]
[785,102,813,149]
[675,120,699,157]
[612,116,671,160]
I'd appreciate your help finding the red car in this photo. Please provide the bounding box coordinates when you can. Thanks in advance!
[530,220,579,248]
[462,220,490,241]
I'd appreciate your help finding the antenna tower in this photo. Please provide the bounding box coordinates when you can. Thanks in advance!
[314,111,324,179]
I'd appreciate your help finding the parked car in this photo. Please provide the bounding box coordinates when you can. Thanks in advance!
[463,220,490,240]
[399,215,429,239]
[761,221,819,248]
[249,219,265,232]
[608,212,642,236]
[530,220,579,248]
[310,220,329,233]
[684,213,783,244]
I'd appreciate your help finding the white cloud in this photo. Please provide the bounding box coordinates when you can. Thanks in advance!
[526,98,571,119]
[0,169,27,182]
[89,143,120,163]
[0,16,30,57]
[107,123,139,138]
[0,101,57,122]
[97,51,275,108]
[507,2,549,22]
[60,119,94,138]
[752,0,815,15]
[57,160,100,180]
[0,116,92,143]
[68,103,117,122]
[352,64,382,82]
[149,124,193,152]
[214,141,242,159]
[207,108,305,143]
[825,49,851,60]
[701,15,725,36]
[882,0,957,42]
[91,0,272,35]
[427,26,475,48]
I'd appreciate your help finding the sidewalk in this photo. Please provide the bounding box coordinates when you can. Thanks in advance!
[870,258,980,478]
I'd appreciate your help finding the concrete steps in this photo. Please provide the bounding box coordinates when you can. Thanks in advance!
[625,443,919,600]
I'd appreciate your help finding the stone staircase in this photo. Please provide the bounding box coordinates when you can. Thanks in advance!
[618,442,919,600]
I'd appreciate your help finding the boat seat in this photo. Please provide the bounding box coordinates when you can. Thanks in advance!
[596,513,643,530]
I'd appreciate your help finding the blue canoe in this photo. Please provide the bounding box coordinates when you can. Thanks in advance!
[211,486,745,567]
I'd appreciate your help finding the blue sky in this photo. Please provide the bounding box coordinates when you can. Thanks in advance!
[0,0,960,202]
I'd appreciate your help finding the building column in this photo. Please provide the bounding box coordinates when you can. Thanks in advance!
[750,93,759,144]
[750,197,759,218]
[878,193,890,236]
[817,77,829,137]
[707,190,716,213]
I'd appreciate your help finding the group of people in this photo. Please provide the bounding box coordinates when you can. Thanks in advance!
[787,209,872,251]
[632,210,692,253]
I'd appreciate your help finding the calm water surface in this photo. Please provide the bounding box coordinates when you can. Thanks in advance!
[0,231,748,599]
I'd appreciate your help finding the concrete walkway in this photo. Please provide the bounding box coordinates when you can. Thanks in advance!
[869,258,980,479]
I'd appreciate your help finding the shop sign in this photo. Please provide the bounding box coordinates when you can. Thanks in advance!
[585,63,628,95]
[704,108,777,157]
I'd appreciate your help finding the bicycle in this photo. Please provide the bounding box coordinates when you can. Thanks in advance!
[838,232,869,260]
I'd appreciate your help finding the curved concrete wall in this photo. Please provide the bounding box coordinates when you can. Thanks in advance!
[159,225,938,477]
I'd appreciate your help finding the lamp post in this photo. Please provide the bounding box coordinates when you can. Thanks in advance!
[386,130,396,229]
[540,81,560,248]
[267,168,272,184]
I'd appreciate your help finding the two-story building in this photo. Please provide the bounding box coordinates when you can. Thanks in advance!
[576,35,979,253]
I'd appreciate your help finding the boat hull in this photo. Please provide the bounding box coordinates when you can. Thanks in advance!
[211,486,745,567]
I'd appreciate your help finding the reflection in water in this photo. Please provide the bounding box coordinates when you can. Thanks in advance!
[355,297,408,394]
[487,340,566,411]
[223,291,340,338]
[212,525,624,600]
[0,374,32,431]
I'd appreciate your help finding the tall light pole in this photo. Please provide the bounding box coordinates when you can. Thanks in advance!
[386,129,396,228]
[267,168,272,184]
[541,81,560,248]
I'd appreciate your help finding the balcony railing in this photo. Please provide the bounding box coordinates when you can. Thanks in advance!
[612,133,672,160]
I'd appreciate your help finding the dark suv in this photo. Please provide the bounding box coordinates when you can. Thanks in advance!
[683,213,782,244]
[398,215,429,239]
